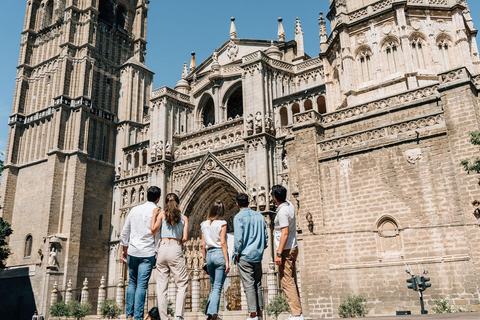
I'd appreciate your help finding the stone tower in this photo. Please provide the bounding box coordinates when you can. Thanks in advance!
[0,0,151,317]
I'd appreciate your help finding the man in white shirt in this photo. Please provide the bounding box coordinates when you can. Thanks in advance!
[121,186,161,320]
[271,185,303,320]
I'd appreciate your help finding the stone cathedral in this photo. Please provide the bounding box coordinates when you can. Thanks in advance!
[2,0,480,319]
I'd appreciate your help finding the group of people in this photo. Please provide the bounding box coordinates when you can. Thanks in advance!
[121,185,303,320]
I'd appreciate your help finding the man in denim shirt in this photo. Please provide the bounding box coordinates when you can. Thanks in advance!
[233,193,268,320]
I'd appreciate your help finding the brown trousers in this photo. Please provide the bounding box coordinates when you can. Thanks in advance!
[279,247,302,316]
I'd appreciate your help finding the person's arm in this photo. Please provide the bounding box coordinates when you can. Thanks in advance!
[120,214,131,263]
[275,227,289,266]
[233,216,243,262]
[201,233,207,266]
[182,215,189,243]
[151,208,163,234]
[220,224,230,274]
[264,219,269,249]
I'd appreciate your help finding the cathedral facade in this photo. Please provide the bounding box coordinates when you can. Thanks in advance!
[2,0,480,319]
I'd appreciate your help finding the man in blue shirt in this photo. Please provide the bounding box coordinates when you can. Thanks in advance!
[233,193,268,320]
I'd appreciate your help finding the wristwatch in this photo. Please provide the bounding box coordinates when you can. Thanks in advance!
[276,252,282,258]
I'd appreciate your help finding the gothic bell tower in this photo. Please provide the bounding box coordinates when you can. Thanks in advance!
[0,0,151,317]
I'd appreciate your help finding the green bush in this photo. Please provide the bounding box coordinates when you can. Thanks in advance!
[265,294,290,320]
[432,298,465,313]
[167,299,174,317]
[200,296,209,313]
[50,301,68,317]
[338,294,369,318]
[67,300,92,320]
[100,299,121,319]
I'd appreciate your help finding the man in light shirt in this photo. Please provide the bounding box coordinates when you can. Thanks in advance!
[271,185,303,320]
[121,186,161,320]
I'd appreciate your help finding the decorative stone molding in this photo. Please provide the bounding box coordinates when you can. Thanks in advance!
[439,68,469,84]
[318,114,444,152]
[151,86,191,103]
[404,148,423,164]
[321,85,439,125]
[245,136,266,149]
[293,109,322,125]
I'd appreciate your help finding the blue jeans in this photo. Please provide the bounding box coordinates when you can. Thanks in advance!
[206,248,227,316]
[126,255,155,320]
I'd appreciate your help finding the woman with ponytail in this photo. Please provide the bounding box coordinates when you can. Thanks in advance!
[151,193,189,320]
[200,200,230,320]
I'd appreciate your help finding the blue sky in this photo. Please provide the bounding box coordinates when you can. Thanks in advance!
[0,1,479,158]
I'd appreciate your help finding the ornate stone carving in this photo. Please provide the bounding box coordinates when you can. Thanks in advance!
[404,148,423,164]
[227,40,239,61]
[255,112,262,133]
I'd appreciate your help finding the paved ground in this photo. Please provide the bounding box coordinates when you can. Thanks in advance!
[342,311,480,320]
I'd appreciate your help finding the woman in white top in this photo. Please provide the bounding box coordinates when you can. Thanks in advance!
[201,200,230,320]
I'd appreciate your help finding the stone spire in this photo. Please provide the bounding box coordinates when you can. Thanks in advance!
[230,17,237,39]
[319,12,328,53]
[278,17,285,42]
[190,51,196,71]
[181,61,188,79]
[175,62,190,94]
[294,17,305,57]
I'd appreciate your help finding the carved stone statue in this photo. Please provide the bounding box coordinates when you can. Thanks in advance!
[246,114,254,133]
[131,191,136,204]
[150,143,157,160]
[255,111,262,133]
[139,189,145,202]
[265,116,273,133]
[282,153,289,170]
[165,141,172,155]
[123,192,129,206]
[116,161,122,176]
[47,247,58,269]
[156,141,164,158]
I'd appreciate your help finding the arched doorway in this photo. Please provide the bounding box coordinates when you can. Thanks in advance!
[183,178,240,239]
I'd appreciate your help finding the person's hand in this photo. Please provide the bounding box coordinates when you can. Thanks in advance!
[122,249,128,263]
[153,208,161,216]
[225,262,230,275]
[275,255,282,266]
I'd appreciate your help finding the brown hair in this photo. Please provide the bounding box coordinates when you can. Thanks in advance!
[207,200,225,221]
[164,193,181,226]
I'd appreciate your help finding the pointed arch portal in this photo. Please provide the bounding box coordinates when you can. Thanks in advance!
[183,177,241,239]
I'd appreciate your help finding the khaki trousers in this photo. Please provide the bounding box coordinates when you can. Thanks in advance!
[279,246,302,316]
[156,239,189,320]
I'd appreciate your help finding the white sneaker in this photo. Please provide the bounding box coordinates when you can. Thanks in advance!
[291,314,304,320]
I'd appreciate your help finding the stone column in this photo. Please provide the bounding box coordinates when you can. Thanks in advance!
[267,261,277,303]
[65,279,73,303]
[192,268,200,312]
[81,278,89,304]
[50,281,58,306]
[98,276,106,314]
[116,277,125,309]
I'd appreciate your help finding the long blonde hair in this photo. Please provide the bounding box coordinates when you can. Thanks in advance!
[164,193,181,226]
[207,200,225,221]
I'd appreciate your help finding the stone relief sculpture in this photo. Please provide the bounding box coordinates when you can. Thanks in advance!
[249,188,257,208]
[139,189,145,202]
[257,187,267,210]
[265,115,273,133]
[156,141,164,158]
[282,151,289,170]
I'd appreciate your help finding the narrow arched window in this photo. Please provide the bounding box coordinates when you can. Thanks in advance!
[280,107,288,127]
[24,235,33,258]
[44,1,54,28]
[134,152,140,168]
[203,97,215,127]
[359,51,372,82]
[126,154,132,170]
[292,103,300,115]
[411,38,425,70]
[385,41,399,74]
[438,39,451,70]
[116,5,127,30]
[226,87,243,119]
[304,99,313,111]
[317,96,327,114]
[142,150,148,166]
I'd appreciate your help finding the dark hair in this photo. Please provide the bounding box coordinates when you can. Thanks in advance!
[236,193,249,208]
[149,307,160,320]
[207,200,225,221]
[271,185,287,202]
[164,193,181,226]
[147,186,161,202]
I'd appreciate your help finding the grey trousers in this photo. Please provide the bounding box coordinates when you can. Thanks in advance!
[237,258,264,313]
